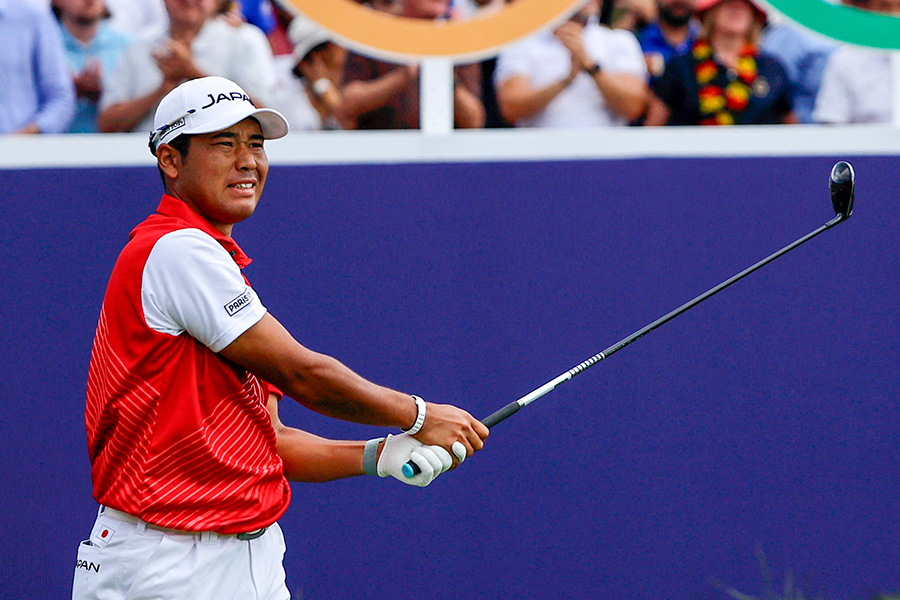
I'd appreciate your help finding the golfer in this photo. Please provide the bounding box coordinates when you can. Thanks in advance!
[72,75,489,599]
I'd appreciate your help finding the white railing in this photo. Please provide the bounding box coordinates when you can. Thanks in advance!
[2,124,899,170]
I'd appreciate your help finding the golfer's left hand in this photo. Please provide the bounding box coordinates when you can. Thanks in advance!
[377,434,453,487]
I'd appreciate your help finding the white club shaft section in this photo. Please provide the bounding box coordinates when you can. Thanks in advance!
[517,351,608,408]
[516,374,570,408]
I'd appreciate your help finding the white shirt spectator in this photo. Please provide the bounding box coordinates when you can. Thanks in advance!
[812,45,892,124]
[105,0,167,41]
[494,23,647,128]
[101,16,277,134]
[268,55,321,131]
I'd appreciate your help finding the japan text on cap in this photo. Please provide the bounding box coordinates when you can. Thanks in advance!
[149,76,289,152]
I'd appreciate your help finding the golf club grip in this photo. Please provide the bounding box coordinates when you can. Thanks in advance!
[401,401,520,477]
[482,400,521,428]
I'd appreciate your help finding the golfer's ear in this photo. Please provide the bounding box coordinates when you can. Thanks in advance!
[156,144,182,180]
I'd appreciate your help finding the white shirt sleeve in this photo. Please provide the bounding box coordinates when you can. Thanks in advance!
[100,39,155,110]
[596,29,647,77]
[141,228,268,352]
[812,49,851,124]
[494,37,537,86]
[229,22,277,107]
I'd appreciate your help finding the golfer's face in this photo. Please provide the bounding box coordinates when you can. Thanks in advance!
[176,118,268,236]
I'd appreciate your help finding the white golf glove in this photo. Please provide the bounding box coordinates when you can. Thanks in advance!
[377,433,453,487]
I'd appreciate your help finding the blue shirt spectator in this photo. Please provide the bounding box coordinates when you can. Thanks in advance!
[638,20,700,78]
[0,0,75,133]
[239,0,276,34]
[637,0,700,80]
[760,20,835,124]
[58,6,132,133]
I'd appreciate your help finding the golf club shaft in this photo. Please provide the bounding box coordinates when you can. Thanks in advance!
[404,212,848,477]
[482,212,846,428]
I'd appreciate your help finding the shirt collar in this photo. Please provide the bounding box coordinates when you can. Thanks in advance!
[154,194,253,269]
[60,22,105,51]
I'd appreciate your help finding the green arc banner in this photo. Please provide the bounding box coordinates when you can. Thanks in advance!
[762,0,900,50]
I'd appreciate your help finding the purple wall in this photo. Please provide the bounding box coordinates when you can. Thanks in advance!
[3,156,897,599]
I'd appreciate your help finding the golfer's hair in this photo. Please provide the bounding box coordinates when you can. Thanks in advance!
[157,134,194,187]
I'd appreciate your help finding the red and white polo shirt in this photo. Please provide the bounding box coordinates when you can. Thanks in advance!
[85,194,290,534]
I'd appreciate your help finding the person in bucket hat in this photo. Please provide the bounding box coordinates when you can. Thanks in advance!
[645,0,795,125]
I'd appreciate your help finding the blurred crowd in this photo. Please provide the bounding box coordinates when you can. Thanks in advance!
[1,0,897,135]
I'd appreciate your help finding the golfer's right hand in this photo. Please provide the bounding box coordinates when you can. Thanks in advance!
[415,402,489,468]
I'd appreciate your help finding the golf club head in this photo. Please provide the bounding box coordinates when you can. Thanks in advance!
[829,161,855,220]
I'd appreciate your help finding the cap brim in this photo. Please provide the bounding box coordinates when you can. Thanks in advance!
[186,107,290,141]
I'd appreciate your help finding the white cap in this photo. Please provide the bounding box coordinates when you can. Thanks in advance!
[149,76,289,152]
[289,13,332,66]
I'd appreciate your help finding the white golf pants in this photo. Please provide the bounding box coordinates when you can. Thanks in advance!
[72,507,290,600]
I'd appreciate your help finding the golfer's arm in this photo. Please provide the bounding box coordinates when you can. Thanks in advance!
[267,394,368,482]
[221,313,417,429]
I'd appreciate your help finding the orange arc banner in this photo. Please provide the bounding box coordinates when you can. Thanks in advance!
[283,0,585,62]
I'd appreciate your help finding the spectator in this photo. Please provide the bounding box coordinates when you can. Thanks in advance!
[218,0,244,25]
[812,0,898,124]
[472,0,506,16]
[262,0,295,56]
[268,12,349,130]
[481,54,512,128]
[759,14,835,124]
[357,0,399,12]
[97,0,277,135]
[451,0,505,19]
[214,0,277,81]
[638,0,700,80]
[238,0,276,34]
[494,0,648,128]
[54,0,132,133]
[870,0,900,16]
[341,0,485,129]
[477,0,514,128]
[645,0,794,125]
[0,0,76,134]
[610,0,656,34]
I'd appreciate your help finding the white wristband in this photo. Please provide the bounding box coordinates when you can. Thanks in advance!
[402,395,427,435]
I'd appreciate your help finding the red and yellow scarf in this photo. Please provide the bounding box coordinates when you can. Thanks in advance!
[693,38,758,126]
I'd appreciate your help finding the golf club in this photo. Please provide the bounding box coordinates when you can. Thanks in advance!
[404,161,855,478]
